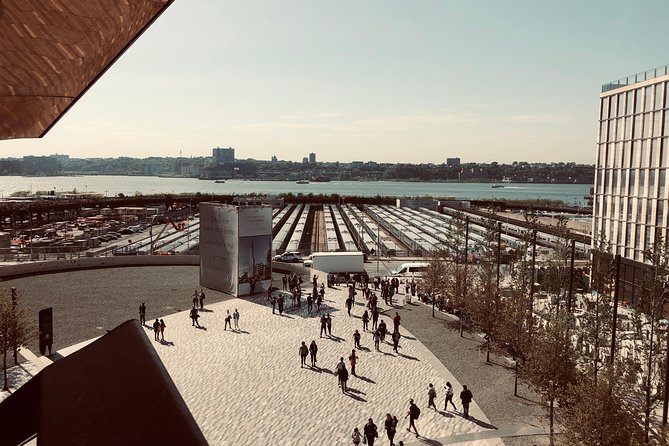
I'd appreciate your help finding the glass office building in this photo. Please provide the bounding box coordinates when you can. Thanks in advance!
[593,65,669,265]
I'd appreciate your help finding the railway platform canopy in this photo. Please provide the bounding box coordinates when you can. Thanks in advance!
[0,0,174,141]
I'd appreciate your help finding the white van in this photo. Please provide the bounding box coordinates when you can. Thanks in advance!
[391,262,429,278]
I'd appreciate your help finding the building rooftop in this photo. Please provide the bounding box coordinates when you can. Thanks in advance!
[601,64,669,93]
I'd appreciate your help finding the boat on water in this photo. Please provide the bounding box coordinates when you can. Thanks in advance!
[215,180,226,183]
[296,180,309,184]
[492,182,504,188]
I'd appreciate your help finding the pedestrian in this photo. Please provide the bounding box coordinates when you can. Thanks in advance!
[307,293,313,313]
[189,307,200,327]
[139,302,146,325]
[191,290,199,308]
[384,414,396,446]
[405,399,420,437]
[336,357,348,393]
[460,385,473,419]
[353,329,361,348]
[393,312,401,331]
[198,289,205,309]
[378,320,387,342]
[349,349,358,376]
[309,340,318,367]
[326,314,332,336]
[345,296,353,316]
[444,382,457,411]
[271,295,277,314]
[249,276,256,295]
[351,427,362,445]
[224,310,232,330]
[362,310,369,331]
[363,418,378,446]
[320,315,328,337]
[374,329,381,351]
[278,295,284,315]
[372,307,379,330]
[299,341,309,367]
[391,330,400,353]
[152,318,160,340]
[316,293,323,311]
[427,383,437,410]
[233,308,240,330]
[159,319,166,341]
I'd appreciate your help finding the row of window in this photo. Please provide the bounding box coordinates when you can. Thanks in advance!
[596,137,668,169]
[595,168,668,198]
[600,82,667,120]
[594,216,667,261]
[595,195,666,227]
[598,110,668,143]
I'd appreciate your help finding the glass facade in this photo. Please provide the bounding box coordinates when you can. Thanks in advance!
[593,76,669,263]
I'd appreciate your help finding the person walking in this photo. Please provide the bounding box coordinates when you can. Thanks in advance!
[353,329,361,349]
[444,382,457,411]
[384,414,396,446]
[378,320,387,342]
[299,341,309,368]
[391,330,400,353]
[326,314,332,336]
[271,295,277,314]
[362,310,369,331]
[427,383,437,410]
[345,296,353,316]
[189,307,200,327]
[307,293,313,314]
[316,293,323,312]
[139,303,146,325]
[224,310,232,330]
[349,349,358,376]
[278,295,284,315]
[233,308,240,330]
[159,319,166,341]
[363,418,378,446]
[372,307,379,330]
[198,289,205,309]
[405,399,420,437]
[374,329,381,352]
[191,290,199,308]
[320,315,328,337]
[152,318,160,340]
[392,312,401,331]
[351,427,362,445]
[460,385,473,419]
[336,357,349,393]
[309,340,318,367]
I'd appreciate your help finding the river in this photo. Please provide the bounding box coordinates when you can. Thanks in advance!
[0,176,592,206]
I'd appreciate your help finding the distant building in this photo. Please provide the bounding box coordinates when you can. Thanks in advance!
[309,153,316,163]
[271,155,278,163]
[22,155,61,176]
[302,157,309,164]
[592,64,669,301]
[446,157,461,167]
[212,147,235,165]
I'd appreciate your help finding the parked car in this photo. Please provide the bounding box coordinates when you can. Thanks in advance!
[273,252,303,263]
[303,254,314,267]
[119,228,134,235]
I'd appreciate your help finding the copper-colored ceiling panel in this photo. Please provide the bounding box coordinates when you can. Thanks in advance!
[0,0,174,140]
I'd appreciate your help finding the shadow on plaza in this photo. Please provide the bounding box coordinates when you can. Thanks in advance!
[467,416,498,430]
[345,387,367,402]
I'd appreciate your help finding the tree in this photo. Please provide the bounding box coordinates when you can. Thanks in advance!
[0,288,36,391]
[522,309,579,445]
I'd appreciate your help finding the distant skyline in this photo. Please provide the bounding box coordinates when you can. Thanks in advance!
[2,1,668,163]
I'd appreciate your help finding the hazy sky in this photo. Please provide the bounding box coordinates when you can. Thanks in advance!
[3,0,668,163]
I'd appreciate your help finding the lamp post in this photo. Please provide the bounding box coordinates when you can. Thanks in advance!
[461,216,469,337]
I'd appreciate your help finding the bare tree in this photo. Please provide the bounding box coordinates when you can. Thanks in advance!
[0,288,37,391]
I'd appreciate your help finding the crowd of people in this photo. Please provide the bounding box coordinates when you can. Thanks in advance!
[137,269,480,445]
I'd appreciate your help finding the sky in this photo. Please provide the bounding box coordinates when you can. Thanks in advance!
[2,0,669,164]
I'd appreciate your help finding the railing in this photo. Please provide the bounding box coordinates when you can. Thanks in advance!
[602,64,669,93]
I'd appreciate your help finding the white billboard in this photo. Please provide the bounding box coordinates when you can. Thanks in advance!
[199,203,272,297]
[199,203,239,295]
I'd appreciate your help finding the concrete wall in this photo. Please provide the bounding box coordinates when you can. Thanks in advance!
[0,255,199,279]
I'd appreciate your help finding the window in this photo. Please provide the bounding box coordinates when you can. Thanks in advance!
[655,84,664,110]
[636,88,644,114]
[627,91,635,115]
[661,139,668,166]
[660,169,666,198]
[619,93,626,116]
[650,140,658,167]
[640,142,648,168]
[625,116,633,140]
[629,170,636,194]
[610,94,618,118]
[657,200,665,227]
[645,86,652,112]
[617,118,624,141]
[654,112,663,137]
[644,113,652,138]
[599,122,607,143]
[649,170,657,198]
[601,97,609,120]
[634,114,642,139]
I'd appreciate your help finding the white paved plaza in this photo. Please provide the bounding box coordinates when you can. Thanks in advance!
[146,285,504,446]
